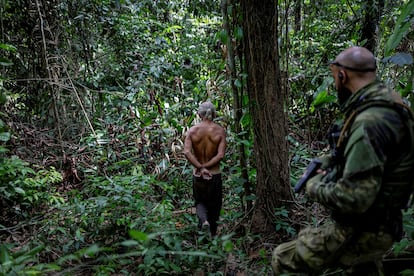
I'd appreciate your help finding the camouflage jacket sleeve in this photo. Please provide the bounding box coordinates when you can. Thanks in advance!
[306,107,402,214]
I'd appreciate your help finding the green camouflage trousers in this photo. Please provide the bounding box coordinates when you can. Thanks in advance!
[271,222,393,275]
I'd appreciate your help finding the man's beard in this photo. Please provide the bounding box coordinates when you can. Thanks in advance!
[337,84,352,106]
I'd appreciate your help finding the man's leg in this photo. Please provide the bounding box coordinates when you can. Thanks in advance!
[193,176,210,231]
[206,174,222,236]
[272,223,353,275]
[196,203,208,227]
[339,231,393,275]
[272,239,308,275]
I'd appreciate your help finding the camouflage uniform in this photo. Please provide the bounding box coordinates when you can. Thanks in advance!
[272,81,414,275]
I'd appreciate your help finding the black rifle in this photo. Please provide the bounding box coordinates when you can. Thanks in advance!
[294,158,322,193]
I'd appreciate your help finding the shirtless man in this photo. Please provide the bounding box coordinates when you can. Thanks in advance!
[184,101,226,236]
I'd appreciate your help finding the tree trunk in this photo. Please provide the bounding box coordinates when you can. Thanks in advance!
[361,0,384,52]
[241,0,291,234]
[294,0,302,32]
[221,0,253,213]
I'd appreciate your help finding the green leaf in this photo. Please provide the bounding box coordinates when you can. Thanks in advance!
[234,79,242,88]
[0,93,6,105]
[14,254,34,266]
[0,132,10,142]
[309,76,336,109]
[14,187,25,195]
[399,269,414,276]
[170,263,181,272]
[129,230,148,242]
[56,254,78,265]
[384,0,414,56]
[393,238,410,256]
[240,113,252,129]
[0,57,13,66]
[234,26,243,40]
[382,52,413,66]
[223,240,233,252]
[217,29,228,44]
[121,240,139,247]
[80,244,100,257]
[0,43,17,52]
[0,244,11,264]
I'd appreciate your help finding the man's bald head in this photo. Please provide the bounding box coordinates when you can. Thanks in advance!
[334,46,376,73]
[330,46,378,102]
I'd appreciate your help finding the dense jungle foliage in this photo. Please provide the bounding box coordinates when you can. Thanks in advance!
[0,0,414,275]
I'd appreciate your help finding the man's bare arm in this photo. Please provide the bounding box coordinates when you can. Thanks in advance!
[184,130,203,169]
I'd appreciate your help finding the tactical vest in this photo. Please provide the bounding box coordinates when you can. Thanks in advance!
[330,97,414,236]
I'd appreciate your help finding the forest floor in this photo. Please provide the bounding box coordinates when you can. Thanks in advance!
[2,122,414,275]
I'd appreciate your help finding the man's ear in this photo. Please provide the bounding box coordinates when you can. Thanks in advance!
[338,70,347,83]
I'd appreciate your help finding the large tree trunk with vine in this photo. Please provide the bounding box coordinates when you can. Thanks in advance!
[241,0,290,234]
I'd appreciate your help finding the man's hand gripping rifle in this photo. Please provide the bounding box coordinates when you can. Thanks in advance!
[294,158,322,193]
[293,124,342,193]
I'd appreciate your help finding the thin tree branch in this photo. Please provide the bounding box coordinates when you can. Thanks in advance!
[60,55,98,142]
[35,0,64,155]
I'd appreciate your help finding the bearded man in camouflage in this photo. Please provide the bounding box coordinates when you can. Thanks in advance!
[272,46,414,275]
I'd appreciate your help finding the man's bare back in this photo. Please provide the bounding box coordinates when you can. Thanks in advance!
[184,116,226,177]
